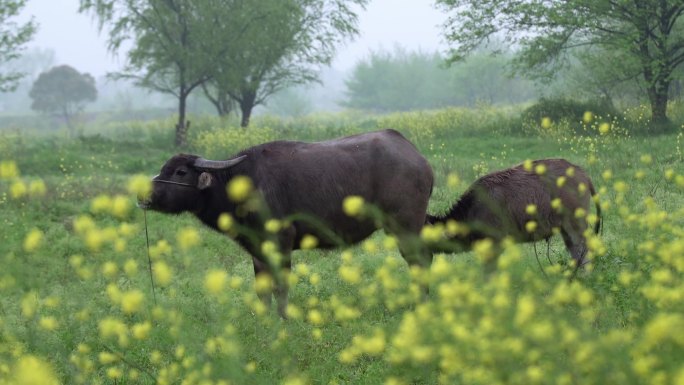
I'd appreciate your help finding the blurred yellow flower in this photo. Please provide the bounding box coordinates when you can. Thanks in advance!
[23,228,43,253]
[153,261,173,287]
[102,261,118,279]
[300,234,318,250]
[556,176,566,187]
[10,355,60,385]
[28,179,47,197]
[343,195,365,217]
[177,227,200,250]
[227,175,253,202]
[0,160,19,180]
[255,273,273,294]
[132,321,152,340]
[525,204,537,215]
[21,292,39,319]
[10,179,27,199]
[264,219,281,233]
[582,111,593,124]
[540,117,552,129]
[640,154,653,164]
[307,309,324,326]
[90,194,113,214]
[127,174,152,200]
[339,265,362,284]
[523,159,533,171]
[39,316,58,331]
[598,122,610,135]
[124,259,138,277]
[526,221,538,233]
[73,215,96,235]
[217,212,233,231]
[534,164,546,175]
[111,195,131,219]
[447,173,460,188]
[120,290,145,314]
[204,269,228,295]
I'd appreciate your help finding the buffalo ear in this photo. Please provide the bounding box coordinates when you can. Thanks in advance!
[197,172,214,190]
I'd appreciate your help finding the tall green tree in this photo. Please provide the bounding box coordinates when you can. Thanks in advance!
[202,0,368,127]
[437,0,684,125]
[0,0,36,92]
[29,65,97,134]
[79,0,224,147]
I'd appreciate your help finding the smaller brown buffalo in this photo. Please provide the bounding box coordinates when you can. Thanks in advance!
[426,158,601,268]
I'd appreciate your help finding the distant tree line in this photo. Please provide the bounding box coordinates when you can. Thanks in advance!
[343,47,538,112]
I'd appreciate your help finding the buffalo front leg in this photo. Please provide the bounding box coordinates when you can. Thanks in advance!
[252,256,273,310]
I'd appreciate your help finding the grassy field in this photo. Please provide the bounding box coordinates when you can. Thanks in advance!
[1,106,684,384]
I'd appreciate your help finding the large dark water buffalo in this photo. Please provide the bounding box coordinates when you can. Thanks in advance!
[427,158,601,268]
[140,129,434,317]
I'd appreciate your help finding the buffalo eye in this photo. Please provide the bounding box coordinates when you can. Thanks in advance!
[175,169,187,176]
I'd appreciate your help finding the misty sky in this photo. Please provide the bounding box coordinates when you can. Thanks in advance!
[19,0,448,77]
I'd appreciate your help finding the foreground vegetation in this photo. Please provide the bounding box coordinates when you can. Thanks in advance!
[1,105,684,384]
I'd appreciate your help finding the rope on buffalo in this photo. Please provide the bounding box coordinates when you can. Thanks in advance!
[143,209,157,305]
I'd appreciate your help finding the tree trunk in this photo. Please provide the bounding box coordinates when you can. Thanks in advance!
[647,78,670,126]
[239,91,257,128]
[175,93,189,147]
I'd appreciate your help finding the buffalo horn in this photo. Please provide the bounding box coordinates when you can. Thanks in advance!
[193,155,246,170]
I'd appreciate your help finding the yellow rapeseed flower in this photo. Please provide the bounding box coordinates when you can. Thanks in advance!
[339,265,362,284]
[556,176,566,187]
[523,159,533,171]
[255,274,273,294]
[102,261,118,279]
[127,174,153,200]
[583,111,593,124]
[23,228,43,253]
[177,227,200,250]
[599,122,610,135]
[0,160,19,179]
[540,117,552,129]
[10,355,60,385]
[28,179,47,197]
[120,290,145,314]
[90,194,113,214]
[153,261,173,287]
[111,195,131,219]
[343,195,365,217]
[124,259,138,277]
[217,212,233,231]
[132,321,152,340]
[300,234,318,250]
[204,269,228,295]
[447,173,460,188]
[10,179,27,199]
[264,219,281,233]
[227,175,253,202]
[39,316,58,331]
[515,295,535,326]
[307,309,324,326]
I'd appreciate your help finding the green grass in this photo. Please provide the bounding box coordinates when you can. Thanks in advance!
[1,107,684,384]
